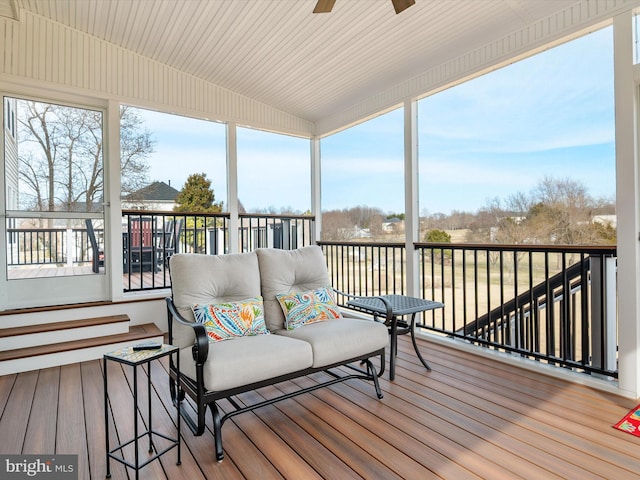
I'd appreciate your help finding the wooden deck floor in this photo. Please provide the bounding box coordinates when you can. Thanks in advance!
[1,335,639,479]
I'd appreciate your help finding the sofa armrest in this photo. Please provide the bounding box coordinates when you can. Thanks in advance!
[165,297,209,364]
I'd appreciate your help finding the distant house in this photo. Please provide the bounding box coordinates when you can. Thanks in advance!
[592,214,617,229]
[382,218,404,233]
[121,181,180,211]
[337,225,371,239]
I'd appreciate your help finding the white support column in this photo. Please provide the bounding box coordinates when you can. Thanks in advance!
[65,229,74,266]
[0,97,7,309]
[107,99,121,301]
[404,99,420,297]
[613,12,640,398]
[311,137,322,243]
[227,122,239,254]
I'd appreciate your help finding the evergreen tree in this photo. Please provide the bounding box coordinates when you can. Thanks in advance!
[174,173,222,213]
[424,228,451,243]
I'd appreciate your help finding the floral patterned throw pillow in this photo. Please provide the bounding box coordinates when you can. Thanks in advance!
[276,286,342,330]
[192,296,268,342]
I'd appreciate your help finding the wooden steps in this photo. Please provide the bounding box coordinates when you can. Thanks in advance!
[0,314,131,351]
[0,314,164,375]
[0,323,163,361]
[0,314,130,338]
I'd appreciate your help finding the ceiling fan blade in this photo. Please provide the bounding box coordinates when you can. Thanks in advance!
[313,0,337,13]
[391,0,416,14]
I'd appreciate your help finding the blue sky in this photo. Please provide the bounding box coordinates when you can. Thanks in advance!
[139,26,614,215]
[418,26,615,215]
[136,110,311,212]
[133,110,227,203]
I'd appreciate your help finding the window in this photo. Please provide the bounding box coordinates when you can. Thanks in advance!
[320,108,404,241]
[5,98,16,139]
[4,97,105,277]
[237,126,310,214]
[120,107,227,212]
[7,98,103,213]
[417,27,615,246]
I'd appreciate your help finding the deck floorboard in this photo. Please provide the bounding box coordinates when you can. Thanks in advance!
[0,335,639,479]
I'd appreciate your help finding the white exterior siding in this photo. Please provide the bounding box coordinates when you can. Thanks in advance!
[3,97,17,210]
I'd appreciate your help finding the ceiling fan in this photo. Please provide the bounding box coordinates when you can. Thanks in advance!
[313,0,416,15]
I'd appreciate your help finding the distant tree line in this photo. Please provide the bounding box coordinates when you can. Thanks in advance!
[170,174,616,247]
[322,177,616,246]
[322,206,387,241]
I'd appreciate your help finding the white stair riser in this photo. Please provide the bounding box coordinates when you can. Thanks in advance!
[0,335,165,376]
[0,322,130,352]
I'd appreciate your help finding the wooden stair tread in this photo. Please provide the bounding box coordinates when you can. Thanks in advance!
[0,314,130,338]
[0,323,163,361]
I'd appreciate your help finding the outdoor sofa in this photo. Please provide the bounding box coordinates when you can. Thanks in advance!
[166,245,389,461]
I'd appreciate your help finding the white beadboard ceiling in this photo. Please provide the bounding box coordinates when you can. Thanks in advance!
[1,0,633,132]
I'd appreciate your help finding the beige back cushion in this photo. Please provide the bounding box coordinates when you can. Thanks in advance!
[169,252,261,348]
[256,245,331,332]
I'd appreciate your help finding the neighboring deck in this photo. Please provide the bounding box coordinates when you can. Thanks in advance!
[7,265,172,291]
[1,335,639,479]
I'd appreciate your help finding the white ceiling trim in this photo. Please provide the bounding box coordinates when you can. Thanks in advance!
[315,0,640,137]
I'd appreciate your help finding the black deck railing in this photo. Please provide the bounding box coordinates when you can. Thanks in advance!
[7,216,618,377]
[8,212,317,271]
[319,241,618,378]
[121,211,315,291]
[7,226,99,266]
[121,211,231,291]
[416,243,617,377]
[320,241,407,299]
[239,213,315,252]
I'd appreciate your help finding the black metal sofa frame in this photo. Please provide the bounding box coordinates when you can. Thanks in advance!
[165,297,385,462]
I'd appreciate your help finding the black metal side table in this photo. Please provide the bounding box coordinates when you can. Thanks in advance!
[347,295,444,381]
[104,344,180,479]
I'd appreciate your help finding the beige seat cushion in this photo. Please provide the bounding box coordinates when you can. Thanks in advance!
[256,245,332,332]
[180,334,313,392]
[276,318,388,368]
[169,251,262,349]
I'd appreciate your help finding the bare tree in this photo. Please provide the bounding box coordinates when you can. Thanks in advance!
[120,105,155,196]
[321,210,357,241]
[320,206,387,241]
[19,102,62,212]
[469,176,616,247]
[16,100,154,212]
